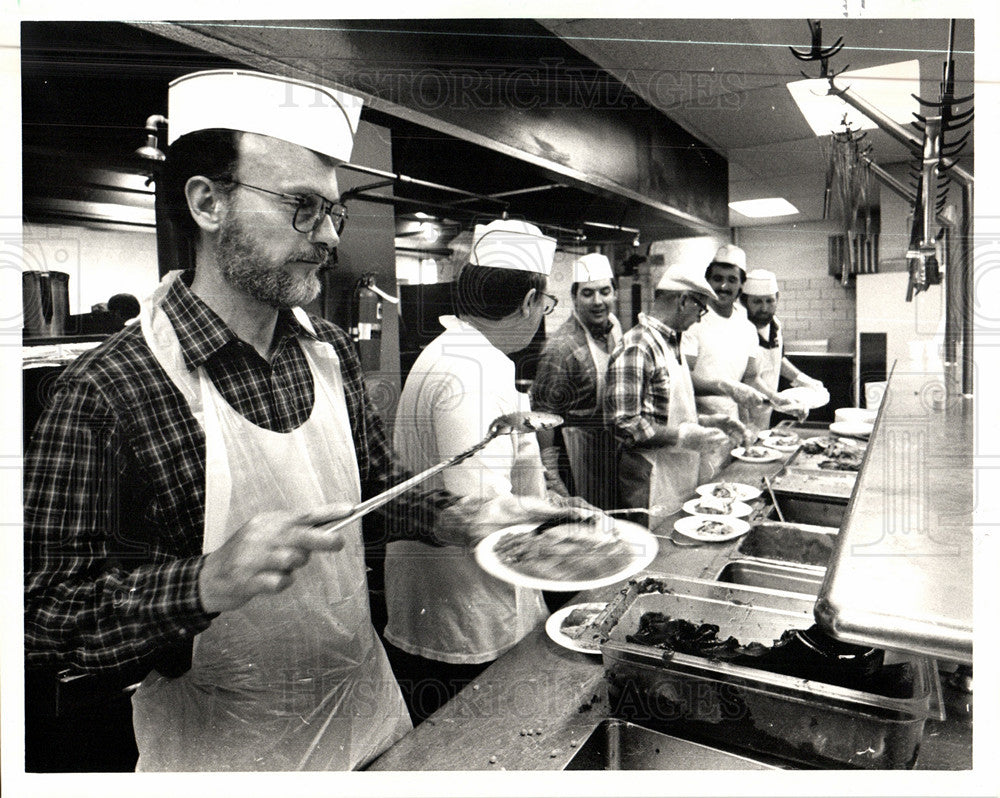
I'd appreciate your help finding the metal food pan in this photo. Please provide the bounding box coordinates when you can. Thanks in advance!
[716,560,825,597]
[735,521,839,568]
[598,575,942,769]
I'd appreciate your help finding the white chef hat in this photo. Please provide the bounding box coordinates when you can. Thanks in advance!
[710,243,747,273]
[655,262,719,300]
[167,70,364,163]
[572,253,615,284]
[743,269,779,296]
[470,219,556,275]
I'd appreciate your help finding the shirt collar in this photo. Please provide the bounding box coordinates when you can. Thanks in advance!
[161,271,317,371]
[638,312,680,346]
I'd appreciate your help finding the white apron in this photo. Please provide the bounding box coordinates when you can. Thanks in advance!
[131,272,409,771]
[746,324,782,430]
[562,313,621,509]
[618,321,705,521]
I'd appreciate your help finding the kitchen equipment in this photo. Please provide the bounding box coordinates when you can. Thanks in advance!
[23,270,70,337]
[715,560,825,596]
[762,475,786,522]
[598,575,943,769]
[563,719,777,770]
[307,411,562,534]
[736,521,839,568]
[834,407,877,425]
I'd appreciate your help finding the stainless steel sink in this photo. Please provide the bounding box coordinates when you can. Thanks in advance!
[716,559,824,596]
[563,719,776,770]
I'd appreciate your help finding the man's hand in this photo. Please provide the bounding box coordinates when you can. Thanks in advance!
[724,381,767,408]
[676,421,730,453]
[773,398,809,423]
[701,413,747,440]
[198,504,350,614]
[435,494,597,548]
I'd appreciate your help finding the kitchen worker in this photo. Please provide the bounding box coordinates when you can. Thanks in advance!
[740,268,825,429]
[530,252,623,508]
[384,218,566,723]
[683,244,790,474]
[23,70,577,772]
[606,263,741,519]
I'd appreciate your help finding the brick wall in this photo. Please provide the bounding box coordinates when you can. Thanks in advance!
[772,276,856,353]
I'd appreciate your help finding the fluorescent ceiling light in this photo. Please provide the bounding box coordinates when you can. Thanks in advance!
[786,59,921,136]
[729,198,799,218]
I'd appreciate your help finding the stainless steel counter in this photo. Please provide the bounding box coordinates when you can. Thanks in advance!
[815,368,974,662]
[369,426,972,771]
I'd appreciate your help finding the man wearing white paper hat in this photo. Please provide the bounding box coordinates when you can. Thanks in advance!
[25,71,581,772]
[606,263,743,517]
[530,252,624,507]
[385,217,571,722]
[740,269,824,428]
[682,244,792,474]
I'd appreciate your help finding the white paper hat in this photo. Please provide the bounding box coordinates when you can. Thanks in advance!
[572,253,614,284]
[470,219,556,275]
[656,263,719,300]
[167,70,364,162]
[711,243,747,272]
[743,269,779,296]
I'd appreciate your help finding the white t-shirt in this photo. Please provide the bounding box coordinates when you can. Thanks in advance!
[682,304,759,385]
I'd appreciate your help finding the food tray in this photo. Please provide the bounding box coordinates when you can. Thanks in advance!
[598,575,942,769]
[784,440,866,476]
[735,521,838,569]
[769,467,856,502]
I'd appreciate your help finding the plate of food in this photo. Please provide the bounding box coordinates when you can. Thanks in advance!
[695,481,762,502]
[776,385,830,410]
[544,601,608,654]
[474,515,658,591]
[673,515,751,543]
[731,445,785,463]
[756,429,801,452]
[682,496,753,518]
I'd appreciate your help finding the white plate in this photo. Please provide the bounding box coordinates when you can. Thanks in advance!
[776,386,830,410]
[673,515,751,542]
[756,429,801,452]
[682,498,753,518]
[731,446,785,463]
[695,481,762,502]
[474,519,658,592]
[834,407,877,425]
[544,602,608,654]
[829,420,874,439]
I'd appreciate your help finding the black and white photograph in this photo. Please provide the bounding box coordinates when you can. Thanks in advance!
[3,2,997,796]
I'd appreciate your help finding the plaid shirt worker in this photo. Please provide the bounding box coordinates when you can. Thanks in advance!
[24,271,451,677]
[605,313,684,446]
[531,314,613,428]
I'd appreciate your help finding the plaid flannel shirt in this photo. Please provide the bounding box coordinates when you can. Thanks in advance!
[530,315,609,427]
[605,313,684,447]
[24,271,452,677]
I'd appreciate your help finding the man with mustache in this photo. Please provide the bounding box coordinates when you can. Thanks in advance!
[23,70,577,772]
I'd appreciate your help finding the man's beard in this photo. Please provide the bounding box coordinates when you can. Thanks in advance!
[217,218,324,309]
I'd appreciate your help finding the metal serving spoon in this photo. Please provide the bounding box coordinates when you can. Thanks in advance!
[309,411,563,534]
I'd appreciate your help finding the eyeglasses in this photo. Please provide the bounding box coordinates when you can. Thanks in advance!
[685,294,709,317]
[542,293,559,315]
[216,179,348,235]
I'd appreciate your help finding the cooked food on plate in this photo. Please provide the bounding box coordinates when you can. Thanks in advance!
[762,431,799,448]
[492,517,634,582]
[711,482,740,499]
[559,605,606,641]
[695,520,731,537]
[743,445,775,459]
[692,496,733,515]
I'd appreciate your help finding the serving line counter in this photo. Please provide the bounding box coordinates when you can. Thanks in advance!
[369,410,972,771]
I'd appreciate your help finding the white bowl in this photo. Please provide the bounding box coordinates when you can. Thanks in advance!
[834,407,877,425]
